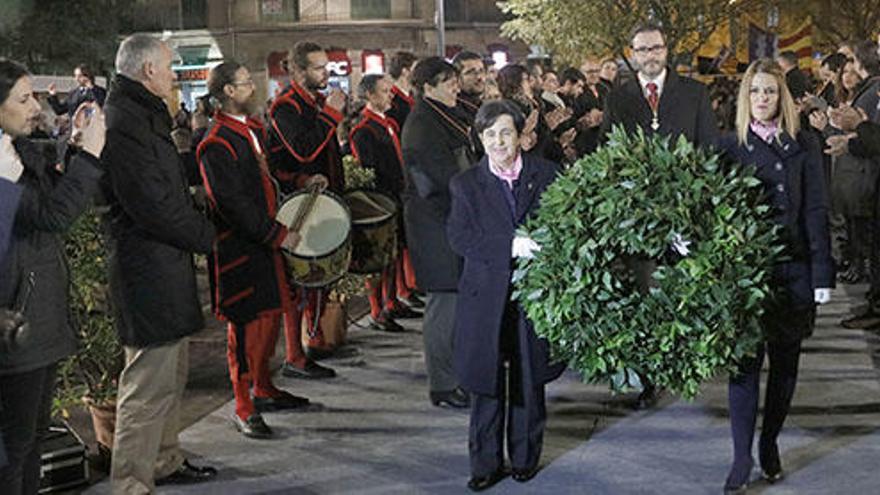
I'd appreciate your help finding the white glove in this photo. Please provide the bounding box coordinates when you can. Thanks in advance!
[0,133,24,183]
[814,288,831,305]
[512,236,541,259]
[671,232,691,256]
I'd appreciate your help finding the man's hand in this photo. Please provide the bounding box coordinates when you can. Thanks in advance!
[829,105,867,132]
[1,308,28,352]
[826,133,855,156]
[545,107,572,131]
[281,231,301,251]
[305,174,329,192]
[47,83,57,96]
[326,89,346,112]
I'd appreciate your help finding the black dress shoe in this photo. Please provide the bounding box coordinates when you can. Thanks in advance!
[231,413,273,439]
[511,466,539,482]
[634,386,659,410]
[253,390,310,412]
[467,467,507,492]
[305,346,335,361]
[400,294,425,309]
[282,360,336,379]
[156,459,218,486]
[759,439,783,483]
[430,387,469,408]
[388,305,422,319]
[368,313,405,332]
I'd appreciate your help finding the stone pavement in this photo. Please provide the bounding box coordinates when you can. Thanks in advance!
[84,284,880,494]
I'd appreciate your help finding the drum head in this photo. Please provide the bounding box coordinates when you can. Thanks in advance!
[277,192,351,257]
[345,190,397,225]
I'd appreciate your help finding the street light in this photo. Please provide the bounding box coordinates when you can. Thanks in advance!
[435,0,445,57]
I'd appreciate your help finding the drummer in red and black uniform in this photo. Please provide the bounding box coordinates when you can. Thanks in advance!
[267,41,347,369]
[387,51,419,132]
[383,51,425,309]
[350,74,423,332]
[197,62,322,438]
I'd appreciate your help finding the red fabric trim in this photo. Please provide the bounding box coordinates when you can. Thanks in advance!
[219,255,250,274]
[351,109,404,167]
[269,102,336,164]
[268,221,289,249]
[222,287,255,307]
[322,105,344,123]
[392,85,414,106]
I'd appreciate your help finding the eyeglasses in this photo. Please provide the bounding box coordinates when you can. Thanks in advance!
[632,44,666,55]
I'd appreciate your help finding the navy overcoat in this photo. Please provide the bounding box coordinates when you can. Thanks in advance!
[447,154,565,396]
[719,130,834,340]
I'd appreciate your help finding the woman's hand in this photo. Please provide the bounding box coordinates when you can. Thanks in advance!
[808,110,828,132]
[814,288,831,305]
[72,102,106,159]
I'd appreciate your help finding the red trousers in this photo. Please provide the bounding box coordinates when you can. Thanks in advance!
[227,313,283,420]
[366,249,419,318]
[283,288,328,365]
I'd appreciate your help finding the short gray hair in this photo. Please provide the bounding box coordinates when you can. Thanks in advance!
[115,34,167,80]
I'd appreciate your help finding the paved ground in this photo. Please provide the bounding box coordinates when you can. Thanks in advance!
[81,283,880,494]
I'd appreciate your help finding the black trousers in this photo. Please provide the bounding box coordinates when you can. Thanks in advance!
[468,305,546,477]
[0,363,57,495]
[728,339,801,466]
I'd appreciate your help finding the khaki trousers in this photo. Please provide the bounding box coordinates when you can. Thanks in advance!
[111,338,188,495]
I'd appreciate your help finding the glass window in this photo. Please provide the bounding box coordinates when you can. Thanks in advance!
[262,0,299,23]
[351,0,390,20]
[181,0,207,29]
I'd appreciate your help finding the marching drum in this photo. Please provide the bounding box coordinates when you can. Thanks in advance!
[344,189,399,274]
[276,189,352,288]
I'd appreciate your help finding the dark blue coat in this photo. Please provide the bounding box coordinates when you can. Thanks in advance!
[719,130,834,340]
[447,154,565,396]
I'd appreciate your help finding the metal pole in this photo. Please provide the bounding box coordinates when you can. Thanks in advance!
[436,0,445,57]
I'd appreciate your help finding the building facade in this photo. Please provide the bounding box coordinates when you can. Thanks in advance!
[131,0,526,110]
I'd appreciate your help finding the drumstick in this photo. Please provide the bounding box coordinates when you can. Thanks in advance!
[288,182,321,234]
[352,191,388,216]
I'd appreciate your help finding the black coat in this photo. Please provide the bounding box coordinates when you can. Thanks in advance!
[101,75,216,347]
[401,97,476,291]
[719,130,834,340]
[572,83,610,156]
[0,140,103,374]
[268,81,345,194]
[197,112,293,325]
[387,85,414,132]
[349,108,406,200]
[48,85,107,118]
[447,155,565,395]
[601,69,719,149]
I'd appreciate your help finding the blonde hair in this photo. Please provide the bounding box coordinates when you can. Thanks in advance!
[735,59,800,145]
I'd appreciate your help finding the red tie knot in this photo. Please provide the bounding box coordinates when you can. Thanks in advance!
[646,82,658,95]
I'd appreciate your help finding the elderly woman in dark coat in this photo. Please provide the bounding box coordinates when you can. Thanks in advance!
[718,59,833,494]
[0,58,105,494]
[447,100,564,492]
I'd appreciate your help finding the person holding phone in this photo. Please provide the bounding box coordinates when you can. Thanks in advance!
[0,57,105,495]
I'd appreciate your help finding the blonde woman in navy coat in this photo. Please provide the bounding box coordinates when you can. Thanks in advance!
[718,59,834,493]
[447,100,565,492]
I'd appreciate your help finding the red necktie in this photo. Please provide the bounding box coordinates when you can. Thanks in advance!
[646,82,659,112]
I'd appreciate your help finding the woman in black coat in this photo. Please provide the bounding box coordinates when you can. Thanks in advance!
[0,59,105,494]
[718,59,833,493]
[447,100,564,492]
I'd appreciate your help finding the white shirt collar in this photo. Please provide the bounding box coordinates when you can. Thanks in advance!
[638,68,667,98]
[224,112,248,123]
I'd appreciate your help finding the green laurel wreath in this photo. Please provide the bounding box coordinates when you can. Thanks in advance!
[513,126,782,399]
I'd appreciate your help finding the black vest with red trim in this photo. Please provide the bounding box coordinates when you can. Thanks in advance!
[387,85,414,133]
[349,108,406,200]
[196,112,291,325]
[267,81,345,195]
